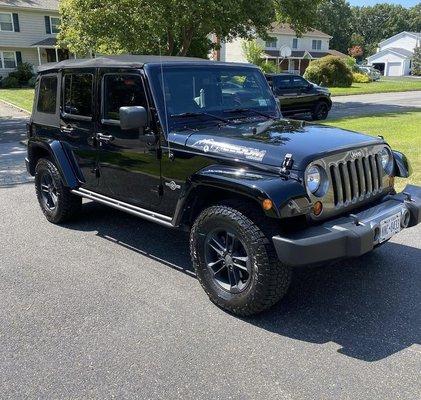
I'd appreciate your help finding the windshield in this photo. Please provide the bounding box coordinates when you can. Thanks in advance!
[146,64,279,132]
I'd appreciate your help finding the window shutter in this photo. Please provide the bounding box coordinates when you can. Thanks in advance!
[44,16,51,34]
[16,51,22,65]
[13,13,20,32]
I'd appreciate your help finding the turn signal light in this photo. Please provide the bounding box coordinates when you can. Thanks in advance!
[312,201,323,216]
[262,199,273,211]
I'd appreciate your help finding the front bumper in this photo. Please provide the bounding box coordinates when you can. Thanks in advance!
[273,185,421,267]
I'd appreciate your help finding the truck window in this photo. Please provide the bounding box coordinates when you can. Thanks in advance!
[63,73,93,117]
[103,74,147,121]
[37,75,57,114]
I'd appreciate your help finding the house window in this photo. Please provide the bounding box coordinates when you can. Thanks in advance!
[292,38,298,49]
[0,13,13,31]
[63,74,93,117]
[312,40,322,50]
[37,75,58,114]
[0,51,17,69]
[50,16,60,34]
[265,37,277,48]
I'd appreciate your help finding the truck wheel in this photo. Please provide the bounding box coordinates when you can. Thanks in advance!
[35,158,82,224]
[311,101,329,120]
[190,205,291,316]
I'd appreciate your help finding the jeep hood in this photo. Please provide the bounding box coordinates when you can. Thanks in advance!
[171,119,383,171]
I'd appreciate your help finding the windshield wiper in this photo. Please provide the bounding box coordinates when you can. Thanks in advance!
[170,112,229,124]
[223,108,274,119]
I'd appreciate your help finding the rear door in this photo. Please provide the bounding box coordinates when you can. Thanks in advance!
[95,70,161,209]
[60,69,98,188]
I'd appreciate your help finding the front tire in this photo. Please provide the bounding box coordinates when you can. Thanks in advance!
[190,205,291,316]
[35,158,82,224]
[311,101,329,120]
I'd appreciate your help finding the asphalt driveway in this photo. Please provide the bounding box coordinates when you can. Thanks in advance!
[1,184,420,399]
[0,101,420,399]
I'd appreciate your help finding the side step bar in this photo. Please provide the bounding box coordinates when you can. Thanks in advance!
[71,188,174,228]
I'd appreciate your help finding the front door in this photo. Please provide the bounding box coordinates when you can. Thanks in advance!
[95,71,161,209]
[290,75,317,112]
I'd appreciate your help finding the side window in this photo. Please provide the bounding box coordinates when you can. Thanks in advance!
[273,76,291,90]
[37,75,57,114]
[103,74,147,121]
[63,73,93,117]
[291,76,309,88]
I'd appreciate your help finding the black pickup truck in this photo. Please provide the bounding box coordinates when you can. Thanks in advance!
[26,56,420,316]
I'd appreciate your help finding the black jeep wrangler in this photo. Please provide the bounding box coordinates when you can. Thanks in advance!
[26,56,420,316]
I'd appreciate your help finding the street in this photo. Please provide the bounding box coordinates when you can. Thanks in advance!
[329,90,421,119]
[0,99,420,399]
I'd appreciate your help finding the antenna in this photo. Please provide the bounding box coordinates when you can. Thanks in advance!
[158,38,171,158]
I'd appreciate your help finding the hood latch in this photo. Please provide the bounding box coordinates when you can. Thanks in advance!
[281,153,294,175]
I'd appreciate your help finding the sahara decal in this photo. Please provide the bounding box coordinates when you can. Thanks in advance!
[192,139,266,162]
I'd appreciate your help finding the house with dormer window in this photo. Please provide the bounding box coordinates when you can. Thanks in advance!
[215,23,346,75]
[0,0,73,78]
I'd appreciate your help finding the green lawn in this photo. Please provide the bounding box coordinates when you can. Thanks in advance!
[0,88,34,112]
[329,77,421,96]
[323,111,421,191]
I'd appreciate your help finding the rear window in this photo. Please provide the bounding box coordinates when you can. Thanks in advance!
[37,75,57,114]
[63,73,93,117]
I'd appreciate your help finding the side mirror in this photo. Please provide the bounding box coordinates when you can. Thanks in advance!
[119,106,148,131]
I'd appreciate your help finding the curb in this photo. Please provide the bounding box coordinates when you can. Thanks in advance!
[0,99,30,115]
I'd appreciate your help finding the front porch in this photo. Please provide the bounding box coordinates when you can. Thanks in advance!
[31,37,74,66]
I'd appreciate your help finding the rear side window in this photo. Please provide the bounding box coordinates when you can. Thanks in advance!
[63,73,93,117]
[273,76,291,89]
[37,75,57,114]
[103,74,147,121]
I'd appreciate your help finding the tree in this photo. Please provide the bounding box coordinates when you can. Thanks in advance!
[412,46,421,76]
[58,0,324,57]
[313,0,353,54]
[348,45,363,60]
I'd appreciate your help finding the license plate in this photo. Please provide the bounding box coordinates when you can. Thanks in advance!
[379,213,401,243]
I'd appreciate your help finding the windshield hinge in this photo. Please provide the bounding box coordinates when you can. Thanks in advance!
[281,153,294,175]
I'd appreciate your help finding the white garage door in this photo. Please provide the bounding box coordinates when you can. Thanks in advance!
[386,62,402,77]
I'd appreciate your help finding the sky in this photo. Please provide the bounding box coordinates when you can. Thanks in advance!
[349,0,419,6]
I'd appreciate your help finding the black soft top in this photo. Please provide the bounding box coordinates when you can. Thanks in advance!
[37,55,252,73]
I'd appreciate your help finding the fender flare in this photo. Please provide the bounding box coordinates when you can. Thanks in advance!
[173,164,309,226]
[393,150,412,178]
[27,140,82,189]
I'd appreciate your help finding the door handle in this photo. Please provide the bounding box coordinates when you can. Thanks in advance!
[60,125,75,134]
[97,132,115,144]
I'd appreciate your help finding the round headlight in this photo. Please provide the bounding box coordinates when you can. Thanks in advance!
[380,147,393,173]
[306,165,322,194]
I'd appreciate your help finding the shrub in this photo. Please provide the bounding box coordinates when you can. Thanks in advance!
[412,46,421,76]
[27,76,37,88]
[9,62,34,84]
[260,61,278,74]
[304,56,353,87]
[344,56,359,72]
[2,76,20,88]
[352,72,371,83]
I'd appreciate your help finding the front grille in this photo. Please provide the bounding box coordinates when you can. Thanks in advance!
[329,154,384,206]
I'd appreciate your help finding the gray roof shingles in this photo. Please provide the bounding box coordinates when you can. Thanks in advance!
[0,0,59,11]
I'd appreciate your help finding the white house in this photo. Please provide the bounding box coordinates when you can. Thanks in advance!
[0,0,74,78]
[367,31,421,77]
[213,23,346,75]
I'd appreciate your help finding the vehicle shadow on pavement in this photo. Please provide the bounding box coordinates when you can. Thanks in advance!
[0,117,28,144]
[66,201,420,363]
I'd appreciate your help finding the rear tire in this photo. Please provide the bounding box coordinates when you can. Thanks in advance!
[35,158,82,224]
[190,204,291,316]
[311,101,329,120]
